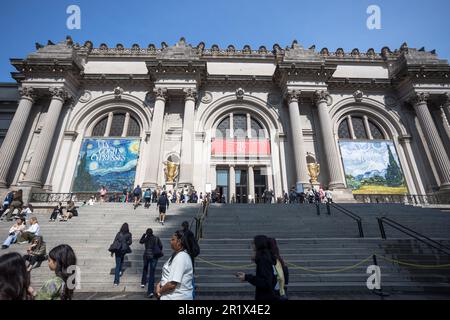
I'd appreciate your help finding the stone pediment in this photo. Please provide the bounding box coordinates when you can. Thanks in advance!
[156,37,200,60]
[283,40,324,63]
[28,41,75,61]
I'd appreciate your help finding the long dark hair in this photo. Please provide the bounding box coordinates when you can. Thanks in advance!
[48,245,77,300]
[119,223,129,234]
[0,252,30,300]
[252,235,276,265]
[268,237,285,266]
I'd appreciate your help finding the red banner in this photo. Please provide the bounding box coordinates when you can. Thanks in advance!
[211,139,271,156]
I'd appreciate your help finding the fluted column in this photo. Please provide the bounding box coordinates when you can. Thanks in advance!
[229,165,236,203]
[143,88,167,189]
[178,88,197,187]
[0,87,36,187]
[248,165,255,203]
[440,93,450,144]
[22,87,69,187]
[314,90,346,189]
[412,92,450,191]
[286,90,309,185]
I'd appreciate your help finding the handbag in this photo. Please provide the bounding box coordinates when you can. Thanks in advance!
[152,242,163,258]
[108,234,122,253]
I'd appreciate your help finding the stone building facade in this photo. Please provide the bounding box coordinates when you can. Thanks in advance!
[0,37,449,202]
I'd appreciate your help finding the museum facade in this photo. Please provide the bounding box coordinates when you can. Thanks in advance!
[0,37,449,202]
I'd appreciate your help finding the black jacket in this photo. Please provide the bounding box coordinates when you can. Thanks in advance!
[114,232,132,256]
[139,234,162,258]
[244,253,277,301]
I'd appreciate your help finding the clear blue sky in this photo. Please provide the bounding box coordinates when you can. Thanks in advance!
[1,0,449,82]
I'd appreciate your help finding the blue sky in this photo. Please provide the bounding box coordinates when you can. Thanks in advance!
[1,0,449,82]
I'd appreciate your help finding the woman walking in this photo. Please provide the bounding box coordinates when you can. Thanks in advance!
[109,223,132,286]
[139,228,163,298]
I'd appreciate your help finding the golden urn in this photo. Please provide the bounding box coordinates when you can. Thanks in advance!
[307,163,320,184]
[164,161,179,183]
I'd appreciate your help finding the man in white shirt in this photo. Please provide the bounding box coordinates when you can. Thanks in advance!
[17,217,40,244]
[325,189,333,203]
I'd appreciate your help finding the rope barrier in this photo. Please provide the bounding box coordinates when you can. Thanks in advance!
[196,254,450,273]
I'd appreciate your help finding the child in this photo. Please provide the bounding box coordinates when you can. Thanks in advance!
[33,244,77,300]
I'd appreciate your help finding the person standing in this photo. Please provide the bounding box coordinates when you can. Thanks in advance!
[268,237,288,300]
[139,228,163,298]
[236,235,277,301]
[109,223,132,286]
[325,189,333,203]
[99,186,107,203]
[155,230,193,300]
[133,185,142,209]
[143,188,152,209]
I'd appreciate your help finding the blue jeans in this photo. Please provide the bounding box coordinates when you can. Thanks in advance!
[141,256,158,294]
[114,254,124,284]
[3,234,17,247]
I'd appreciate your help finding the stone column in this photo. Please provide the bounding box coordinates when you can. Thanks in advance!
[178,88,197,187]
[22,87,69,187]
[210,164,217,190]
[286,90,309,185]
[229,165,236,203]
[104,112,113,137]
[412,92,450,191]
[440,93,450,145]
[0,87,36,188]
[248,165,255,203]
[143,88,167,189]
[314,90,346,189]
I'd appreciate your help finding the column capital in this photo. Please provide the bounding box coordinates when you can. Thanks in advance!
[18,87,37,101]
[314,90,331,106]
[153,87,168,102]
[183,88,197,102]
[285,90,301,104]
[410,92,430,106]
[49,87,70,102]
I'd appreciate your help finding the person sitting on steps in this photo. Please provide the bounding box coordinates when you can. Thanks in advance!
[23,236,46,272]
[49,202,63,222]
[2,217,26,249]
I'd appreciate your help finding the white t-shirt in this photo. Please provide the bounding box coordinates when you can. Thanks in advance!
[160,250,193,300]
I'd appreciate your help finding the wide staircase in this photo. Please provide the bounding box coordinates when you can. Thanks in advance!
[198,203,450,299]
[1,202,450,299]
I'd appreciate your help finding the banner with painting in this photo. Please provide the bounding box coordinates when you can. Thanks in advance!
[72,138,141,192]
[339,141,408,194]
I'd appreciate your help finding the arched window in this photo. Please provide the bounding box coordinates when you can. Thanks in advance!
[338,115,386,140]
[127,116,141,137]
[216,116,230,138]
[91,117,108,137]
[233,114,247,138]
[90,112,141,138]
[251,118,264,138]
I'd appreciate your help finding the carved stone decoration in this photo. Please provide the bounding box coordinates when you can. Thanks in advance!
[335,48,345,57]
[154,87,168,101]
[184,88,197,101]
[201,91,213,104]
[320,48,330,56]
[18,87,36,100]
[367,48,376,58]
[384,95,397,108]
[381,46,392,59]
[49,87,69,101]
[353,90,364,102]
[285,90,301,104]
[236,88,245,100]
[145,92,156,106]
[243,45,251,54]
[114,87,124,99]
[78,90,92,103]
[351,48,360,57]
[314,90,332,106]
[258,46,267,54]
[410,92,430,106]
[227,45,236,53]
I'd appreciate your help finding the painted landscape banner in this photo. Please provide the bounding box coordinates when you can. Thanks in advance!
[339,141,408,195]
[72,138,141,192]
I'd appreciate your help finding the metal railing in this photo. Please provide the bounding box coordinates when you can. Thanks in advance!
[330,203,365,238]
[377,217,450,256]
[354,194,449,205]
[193,199,210,241]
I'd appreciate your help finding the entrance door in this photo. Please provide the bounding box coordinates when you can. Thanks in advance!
[216,169,229,203]
[254,169,267,204]
[235,169,248,203]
